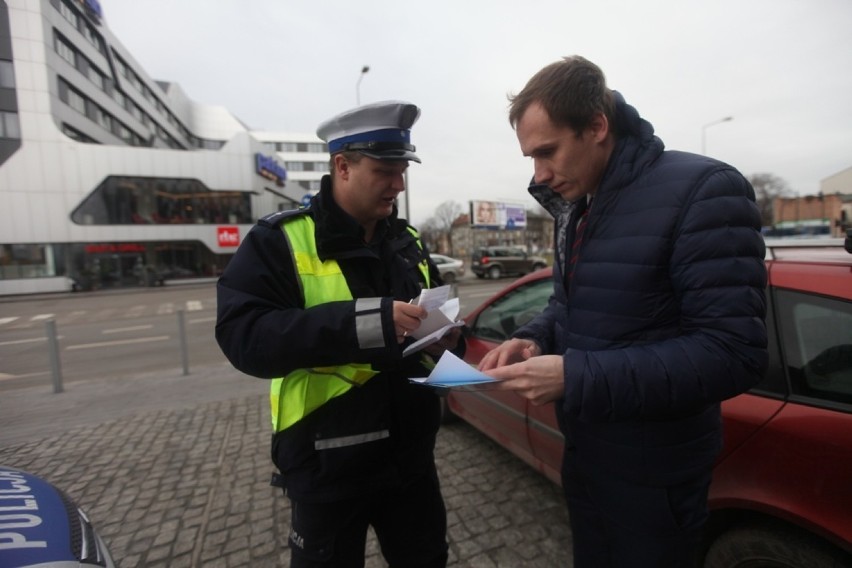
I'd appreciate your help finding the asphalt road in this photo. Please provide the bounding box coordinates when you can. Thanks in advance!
[0,277,505,392]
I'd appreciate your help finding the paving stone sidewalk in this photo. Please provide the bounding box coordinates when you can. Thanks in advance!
[0,364,572,567]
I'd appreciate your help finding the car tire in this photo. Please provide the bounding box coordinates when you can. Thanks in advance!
[531,263,546,272]
[443,272,456,283]
[704,521,851,568]
[488,266,502,279]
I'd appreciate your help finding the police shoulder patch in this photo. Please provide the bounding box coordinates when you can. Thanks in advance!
[258,206,311,228]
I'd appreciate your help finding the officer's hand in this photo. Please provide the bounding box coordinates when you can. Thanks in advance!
[422,326,462,357]
[393,300,427,343]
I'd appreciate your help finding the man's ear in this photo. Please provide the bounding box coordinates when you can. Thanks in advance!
[333,154,350,180]
[589,112,610,143]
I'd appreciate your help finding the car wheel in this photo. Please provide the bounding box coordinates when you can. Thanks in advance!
[442,272,456,283]
[704,521,850,568]
[488,266,502,279]
[531,263,546,272]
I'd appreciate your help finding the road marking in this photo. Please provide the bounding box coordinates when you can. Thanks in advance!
[0,317,20,326]
[0,371,49,381]
[190,316,216,325]
[30,313,55,321]
[102,324,154,334]
[0,337,55,346]
[126,305,146,317]
[157,303,174,315]
[65,335,170,350]
[186,300,203,311]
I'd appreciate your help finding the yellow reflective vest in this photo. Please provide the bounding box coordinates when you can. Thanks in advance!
[270,214,430,432]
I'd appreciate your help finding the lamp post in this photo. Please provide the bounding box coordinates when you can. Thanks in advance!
[356,65,370,105]
[701,116,733,155]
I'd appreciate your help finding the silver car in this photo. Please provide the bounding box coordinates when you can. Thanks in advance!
[430,254,465,283]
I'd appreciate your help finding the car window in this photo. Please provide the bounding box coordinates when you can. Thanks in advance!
[751,285,787,396]
[776,289,852,405]
[470,278,553,341]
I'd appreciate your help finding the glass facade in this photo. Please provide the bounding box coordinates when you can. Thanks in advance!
[71,176,253,225]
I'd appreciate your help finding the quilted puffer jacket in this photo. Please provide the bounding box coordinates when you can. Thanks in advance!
[515,92,768,485]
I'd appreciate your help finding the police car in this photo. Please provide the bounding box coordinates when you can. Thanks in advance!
[0,465,115,568]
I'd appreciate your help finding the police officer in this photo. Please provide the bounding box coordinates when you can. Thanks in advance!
[216,100,462,567]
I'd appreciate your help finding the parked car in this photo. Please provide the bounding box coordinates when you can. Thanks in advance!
[430,253,465,283]
[0,464,115,568]
[470,246,547,279]
[448,236,852,567]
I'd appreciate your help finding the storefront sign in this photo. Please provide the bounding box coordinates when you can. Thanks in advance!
[255,153,287,187]
[217,226,240,247]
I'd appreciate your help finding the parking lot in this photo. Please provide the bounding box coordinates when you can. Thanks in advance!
[0,361,573,567]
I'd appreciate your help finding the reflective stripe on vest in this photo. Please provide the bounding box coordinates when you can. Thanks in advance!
[269,215,429,432]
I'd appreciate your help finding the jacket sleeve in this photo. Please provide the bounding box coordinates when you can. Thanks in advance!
[215,221,400,379]
[562,168,769,421]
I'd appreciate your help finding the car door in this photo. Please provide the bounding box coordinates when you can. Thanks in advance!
[452,274,555,477]
[711,272,852,551]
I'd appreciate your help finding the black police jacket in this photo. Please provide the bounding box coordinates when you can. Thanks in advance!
[215,175,462,501]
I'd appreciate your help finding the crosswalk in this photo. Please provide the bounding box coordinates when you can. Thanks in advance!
[0,299,211,330]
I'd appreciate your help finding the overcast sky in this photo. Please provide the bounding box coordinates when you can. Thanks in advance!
[103,0,852,225]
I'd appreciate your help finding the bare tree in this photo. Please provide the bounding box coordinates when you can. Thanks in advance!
[430,201,464,255]
[748,173,794,227]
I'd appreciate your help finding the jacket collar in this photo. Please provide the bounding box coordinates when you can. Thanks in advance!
[311,175,401,260]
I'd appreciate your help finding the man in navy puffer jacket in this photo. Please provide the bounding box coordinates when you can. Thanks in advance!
[480,56,768,567]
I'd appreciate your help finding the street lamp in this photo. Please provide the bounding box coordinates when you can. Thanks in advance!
[356,65,370,105]
[701,116,733,155]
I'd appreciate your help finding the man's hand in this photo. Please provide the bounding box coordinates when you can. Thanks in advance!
[485,355,565,406]
[393,300,427,343]
[478,338,541,370]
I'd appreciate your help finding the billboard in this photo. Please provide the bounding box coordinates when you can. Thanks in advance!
[471,200,527,229]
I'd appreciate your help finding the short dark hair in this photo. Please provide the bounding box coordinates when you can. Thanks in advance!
[329,151,364,181]
[508,56,615,136]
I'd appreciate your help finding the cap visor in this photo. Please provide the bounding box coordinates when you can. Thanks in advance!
[359,149,421,163]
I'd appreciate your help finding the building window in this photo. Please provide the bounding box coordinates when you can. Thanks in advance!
[0,244,57,280]
[66,85,87,114]
[278,142,298,152]
[306,142,326,153]
[94,106,111,131]
[0,61,15,88]
[70,176,254,226]
[55,35,77,67]
[88,65,105,89]
[114,56,127,78]
[0,112,21,139]
[57,1,79,28]
[285,162,304,172]
[81,23,104,54]
[61,123,97,143]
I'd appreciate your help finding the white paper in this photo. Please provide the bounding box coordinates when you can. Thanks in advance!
[402,286,465,357]
[409,351,498,388]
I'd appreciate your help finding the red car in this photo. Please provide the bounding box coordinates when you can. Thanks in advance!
[447,236,852,567]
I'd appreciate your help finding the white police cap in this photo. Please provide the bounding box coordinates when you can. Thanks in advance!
[316,100,421,163]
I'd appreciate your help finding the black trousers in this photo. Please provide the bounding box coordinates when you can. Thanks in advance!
[562,449,711,568]
[287,464,448,568]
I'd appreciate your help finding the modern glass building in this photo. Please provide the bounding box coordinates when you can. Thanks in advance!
[0,0,328,295]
